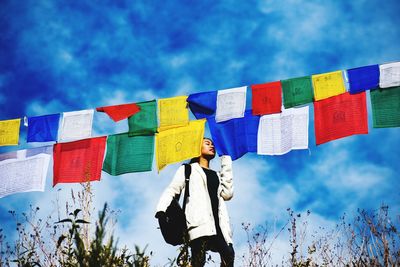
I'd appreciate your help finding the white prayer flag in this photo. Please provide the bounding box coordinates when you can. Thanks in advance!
[216,86,247,122]
[58,109,94,142]
[257,106,309,155]
[379,62,400,88]
[0,148,51,198]
[0,145,53,161]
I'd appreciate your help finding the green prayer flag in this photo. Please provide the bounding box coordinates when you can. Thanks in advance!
[370,86,400,128]
[128,100,158,136]
[281,76,314,108]
[103,133,154,175]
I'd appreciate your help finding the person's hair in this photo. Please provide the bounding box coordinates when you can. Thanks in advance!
[189,157,200,164]
[203,137,213,144]
[188,137,213,164]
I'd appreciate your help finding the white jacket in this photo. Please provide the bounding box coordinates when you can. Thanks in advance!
[156,155,234,244]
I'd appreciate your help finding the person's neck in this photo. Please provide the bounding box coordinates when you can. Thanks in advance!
[198,157,210,169]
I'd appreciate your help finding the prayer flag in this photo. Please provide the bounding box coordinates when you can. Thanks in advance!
[58,110,94,142]
[207,111,260,160]
[128,100,158,136]
[103,133,154,175]
[0,147,51,198]
[158,96,189,131]
[156,119,205,171]
[53,136,107,186]
[187,91,217,119]
[257,106,309,155]
[251,81,282,115]
[0,118,21,146]
[96,103,140,122]
[216,86,247,122]
[379,62,400,88]
[281,76,314,108]
[27,114,60,142]
[312,71,346,101]
[370,86,400,128]
[347,64,379,94]
[314,92,368,145]
[0,145,53,161]
[245,86,253,111]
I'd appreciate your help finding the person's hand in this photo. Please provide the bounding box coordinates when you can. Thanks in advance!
[155,211,166,219]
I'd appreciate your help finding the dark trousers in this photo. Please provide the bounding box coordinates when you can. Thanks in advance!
[190,235,235,267]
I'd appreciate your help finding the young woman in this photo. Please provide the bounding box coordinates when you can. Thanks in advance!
[155,138,235,267]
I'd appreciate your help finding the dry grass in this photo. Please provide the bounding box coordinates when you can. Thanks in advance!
[242,206,400,267]
[1,185,398,267]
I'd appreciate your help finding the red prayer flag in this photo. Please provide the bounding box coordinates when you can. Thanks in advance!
[53,136,107,186]
[251,81,282,115]
[96,103,140,122]
[314,92,368,145]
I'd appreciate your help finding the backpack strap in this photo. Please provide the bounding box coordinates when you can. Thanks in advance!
[182,163,191,211]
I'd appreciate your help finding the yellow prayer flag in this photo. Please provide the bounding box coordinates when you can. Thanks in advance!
[312,71,346,101]
[156,119,205,171]
[158,96,189,131]
[0,118,21,146]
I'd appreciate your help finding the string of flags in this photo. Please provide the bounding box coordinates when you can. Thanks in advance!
[0,61,399,198]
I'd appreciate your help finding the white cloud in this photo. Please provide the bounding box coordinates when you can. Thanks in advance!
[171,77,197,97]
[310,145,392,194]
[326,164,388,191]
[8,130,393,266]
[2,1,399,266]
[169,54,189,69]
[104,166,180,265]
[255,0,400,78]
[236,207,339,265]
[58,49,74,64]
[99,90,131,106]
[104,155,303,266]
[25,99,69,116]
[131,90,158,103]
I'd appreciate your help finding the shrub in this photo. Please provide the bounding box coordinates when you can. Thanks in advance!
[0,184,151,267]
[242,205,400,266]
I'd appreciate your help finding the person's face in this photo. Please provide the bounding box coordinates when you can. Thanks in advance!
[201,138,215,159]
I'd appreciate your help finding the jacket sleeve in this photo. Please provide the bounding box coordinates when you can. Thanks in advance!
[155,165,186,213]
[219,155,234,201]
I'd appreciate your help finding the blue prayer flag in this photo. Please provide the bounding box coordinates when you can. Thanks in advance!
[347,64,379,94]
[246,86,253,112]
[27,114,60,142]
[187,91,217,119]
[207,111,260,160]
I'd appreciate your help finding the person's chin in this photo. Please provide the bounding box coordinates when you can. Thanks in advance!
[205,153,215,160]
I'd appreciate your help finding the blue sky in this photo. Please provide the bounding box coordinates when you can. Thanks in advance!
[1,0,399,265]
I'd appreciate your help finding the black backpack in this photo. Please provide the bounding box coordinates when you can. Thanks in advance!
[158,164,191,246]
